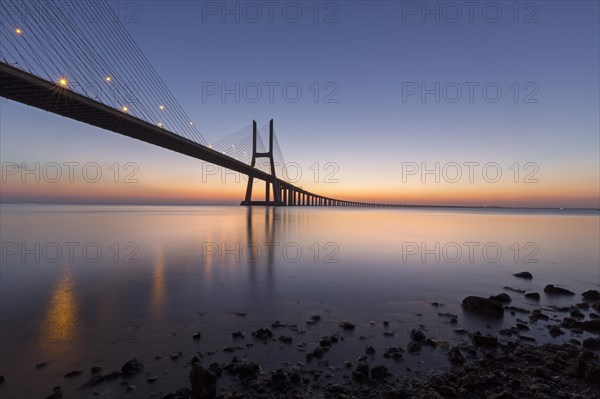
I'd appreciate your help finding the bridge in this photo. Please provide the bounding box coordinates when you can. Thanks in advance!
[0,0,396,207]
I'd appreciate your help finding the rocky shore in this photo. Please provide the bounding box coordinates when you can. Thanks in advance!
[4,276,600,399]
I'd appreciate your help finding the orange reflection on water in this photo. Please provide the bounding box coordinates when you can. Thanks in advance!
[149,246,166,318]
[41,267,79,346]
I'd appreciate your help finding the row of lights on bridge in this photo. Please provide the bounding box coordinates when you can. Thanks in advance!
[15,27,194,130]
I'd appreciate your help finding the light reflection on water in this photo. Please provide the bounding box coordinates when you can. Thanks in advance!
[0,205,598,398]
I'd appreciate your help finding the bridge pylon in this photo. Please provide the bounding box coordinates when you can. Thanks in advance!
[241,119,283,206]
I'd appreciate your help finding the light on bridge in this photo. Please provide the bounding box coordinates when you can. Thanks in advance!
[105,76,112,82]
[15,28,22,35]
[189,121,193,125]
[157,122,163,127]
[122,106,129,113]
[208,145,212,148]
[159,105,165,110]
[59,78,68,87]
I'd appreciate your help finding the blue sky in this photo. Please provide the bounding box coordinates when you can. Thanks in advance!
[1,1,599,207]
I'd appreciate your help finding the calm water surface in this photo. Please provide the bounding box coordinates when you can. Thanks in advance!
[0,205,598,398]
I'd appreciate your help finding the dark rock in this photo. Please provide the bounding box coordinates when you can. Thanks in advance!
[190,364,217,399]
[278,335,292,344]
[385,389,409,399]
[383,347,404,361]
[504,286,526,294]
[472,334,498,347]
[490,293,512,303]
[448,347,465,365]
[407,341,422,353]
[36,361,49,369]
[370,365,389,380]
[410,328,426,342]
[462,296,504,317]
[352,363,369,382]
[328,384,349,394]
[366,346,376,355]
[0,374,4,384]
[513,271,533,279]
[236,362,260,380]
[505,306,530,314]
[548,325,564,337]
[170,351,183,360]
[525,292,540,300]
[251,328,273,341]
[146,376,158,383]
[310,314,321,322]
[90,366,102,374]
[45,386,63,399]
[64,370,82,378]
[544,285,575,296]
[339,321,355,330]
[436,385,457,396]
[192,331,201,340]
[121,358,144,375]
[271,321,287,328]
[232,331,245,339]
[583,338,600,350]
[582,290,600,300]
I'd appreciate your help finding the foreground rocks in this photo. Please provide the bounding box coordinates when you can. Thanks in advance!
[462,296,504,316]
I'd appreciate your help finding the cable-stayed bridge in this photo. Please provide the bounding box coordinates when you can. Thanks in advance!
[0,0,395,207]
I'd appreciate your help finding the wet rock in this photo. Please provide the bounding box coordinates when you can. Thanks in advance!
[383,331,395,337]
[146,375,159,383]
[525,292,541,300]
[0,374,4,384]
[190,364,217,399]
[490,391,518,399]
[571,309,585,319]
[582,290,600,300]
[170,351,183,360]
[370,365,389,380]
[352,363,369,382]
[310,314,321,322]
[448,347,465,364]
[504,286,526,294]
[383,347,404,361]
[437,385,457,397]
[232,331,245,339]
[548,325,564,337]
[410,329,426,342]
[278,335,292,344]
[90,366,102,374]
[366,346,376,355]
[583,338,600,350]
[121,358,144,375]
[544,285,575,296]
[490,293,512,303]
[530,309,549,321]
[385,389,409,399]
[36,361,49,369]
[339,321,355,330]
[513,271,533,279]
[306,346,325,361]
[271,321,287,328]
[471,333,498,347]
[45,386,63,399]
[192,332,201,340]
[64,370,82,378]
[519,335,536,342]
[236,362,260,381]
[328,384,349,395]
[407,341,422,353]
[462,296,504,317]
[251,328,273,341]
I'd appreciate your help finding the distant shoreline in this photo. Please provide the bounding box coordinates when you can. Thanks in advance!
[0,201,598,212]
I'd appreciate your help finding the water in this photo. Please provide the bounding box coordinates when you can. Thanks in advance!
[0,204,598,398]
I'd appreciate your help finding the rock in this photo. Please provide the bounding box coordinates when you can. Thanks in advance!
[544,285,575,296]
[436,386,457,396]
[339,321,355,330]
[370,365,389,380]
[251,328,273,341]
[513,271,533,279]
[448,347,465,365]
[548,325,564,337]
[64,370,82,378]
[36,361,49,369]
[90,366,102,374]
[45,386,63,399]
[462,296,504,317]
[490,293,512,303]
[0,374,4,384]
[232,331,245,339]
[407,341,422,353]
[310,314,321,322]
[278,335,292,344]
[525,292,541,300]
[490,391,517,399]
[192,332,201,340]
[190,364,217,399]
[504,286,526,294]
[146,376,158,383]
[170,351,183,360]
[328,384,349,394]
[383,347,404,361]
[583,338,600,350]
[352,363,369,382]
[121,358,144,375]
[582,290,600,300]
[366,346,376,355]
[472,333,498,347]
[410,329,426,342]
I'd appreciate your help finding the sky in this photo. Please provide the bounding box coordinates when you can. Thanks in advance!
[1,0,599,207]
